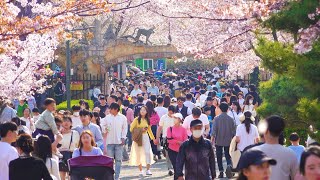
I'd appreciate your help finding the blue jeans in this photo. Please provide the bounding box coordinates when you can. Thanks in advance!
[215,145,232,172]
[107,144,123,179]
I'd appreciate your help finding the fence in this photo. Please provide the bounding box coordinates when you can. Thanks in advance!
[70,74,107,100]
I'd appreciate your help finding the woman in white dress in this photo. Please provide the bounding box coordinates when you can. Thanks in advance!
[129,106,156,176]
[235,111,259,152]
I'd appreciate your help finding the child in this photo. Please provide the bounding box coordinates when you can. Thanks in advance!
[288,132,305,163]
[204,106,213,139]
[33,98,63,154]
[32,108,40,122]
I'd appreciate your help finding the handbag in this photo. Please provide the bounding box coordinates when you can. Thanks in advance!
[59,131,73,172]
[163,127,173,150]
[229,136,241,169]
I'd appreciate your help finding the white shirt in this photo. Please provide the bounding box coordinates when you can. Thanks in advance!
[238,98,245,108]
[199,94,207,107]
[130,89,142,97]
[71,115,82,128]
[159,114,175,138]
[93,88,101,98]
[101,113,128,145]
[236,124,259,151]
[59,130,80,152]
[0,142,19,180]
[184,101,195,111]
[46,157,61,180]
[183,114,209,136]
[227,111,242,126]
[240,88,248,96]
[20,117,35,132]
[154,106,168,119]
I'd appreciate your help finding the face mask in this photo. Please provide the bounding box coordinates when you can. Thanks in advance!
[192,130,202,138]
[73,112,79,116]
[249,100,253,104]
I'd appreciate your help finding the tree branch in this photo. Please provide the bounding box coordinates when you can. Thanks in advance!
[111,1,150,12]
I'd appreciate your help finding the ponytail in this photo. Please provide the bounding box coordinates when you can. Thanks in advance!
[244,118,251,134]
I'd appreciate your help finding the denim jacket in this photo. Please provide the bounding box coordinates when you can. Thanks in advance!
[176,137,216,180]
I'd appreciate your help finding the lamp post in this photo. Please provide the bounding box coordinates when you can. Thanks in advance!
[66,40,71,110]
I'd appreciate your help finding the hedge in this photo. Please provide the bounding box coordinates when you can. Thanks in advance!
[56,99,94,111]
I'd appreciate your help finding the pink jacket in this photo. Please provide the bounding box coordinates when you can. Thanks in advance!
[149,112,160,126]
[167,126,188,152]
[124,107,134,124]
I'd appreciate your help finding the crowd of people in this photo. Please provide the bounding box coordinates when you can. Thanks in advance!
[0,68,320,180]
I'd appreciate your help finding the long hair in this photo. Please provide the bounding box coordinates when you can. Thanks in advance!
[243,111,253,134]
[163,95,171,108]
[146,101,156,117]
[92,112,102,131]
[78,130,96,149]
[138,106,150,125]
[34,135,52,162]
[244,95,254,105]
[232,101,242,114]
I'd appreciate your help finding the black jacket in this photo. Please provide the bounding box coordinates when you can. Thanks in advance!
[176,137,216,180]
[175,105,188,119]
[9,156,53,180]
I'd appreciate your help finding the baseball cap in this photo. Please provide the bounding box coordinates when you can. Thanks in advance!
[99,96,105,100]
[173,113,183,120]
[171,98,177,103]
[238,149,277,170]
[190,119,203,128]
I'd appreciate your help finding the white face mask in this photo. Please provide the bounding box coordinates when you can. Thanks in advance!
[73,112,79,116]
[192,130,202,138]
[249,100,253,104]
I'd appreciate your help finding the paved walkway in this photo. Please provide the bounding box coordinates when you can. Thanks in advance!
[120,157,236,180]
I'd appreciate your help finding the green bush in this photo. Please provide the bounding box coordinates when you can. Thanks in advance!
[56,100,94,111]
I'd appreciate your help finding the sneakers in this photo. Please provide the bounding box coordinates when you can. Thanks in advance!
[168,169,174,176]
[139,171,144,177]
[226,165,234,178]
[146,170,152,176]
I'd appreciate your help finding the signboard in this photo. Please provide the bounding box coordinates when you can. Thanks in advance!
[157,59,166,70]
[70,81,83,91]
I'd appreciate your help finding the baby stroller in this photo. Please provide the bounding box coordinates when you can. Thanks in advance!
[69,155,114,180]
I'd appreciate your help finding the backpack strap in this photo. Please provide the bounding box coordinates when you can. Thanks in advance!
[68,131,73,150]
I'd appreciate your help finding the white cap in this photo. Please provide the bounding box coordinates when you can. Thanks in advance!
[171,97,177,102]
[173,113,183,120]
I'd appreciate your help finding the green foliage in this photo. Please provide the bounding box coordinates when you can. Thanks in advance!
[263,0,319,34]
[166,59,218,70]
[250,67,260,87]
[257,75,304,124]
[56,99,94,111]
[257,0,320,140]
[256,38,300,74]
